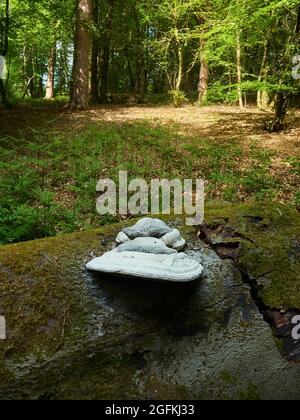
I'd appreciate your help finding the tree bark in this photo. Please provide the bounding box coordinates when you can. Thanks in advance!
[28,55,35,98]
[90,0,100,103]
[37,61,44,98]
[0,79,8,107]
[265,6,300,132]
[0,0,9,107]
[175,39,183,92]
[58,45,69,95]
[236,29,244,109]
[45,44,56,99]
[124,45,135,90]
[133,9,145,97]
[99,0,114,104]
[265,91,290,132]
[197,37,209,105]
[70,0,92,110]
[134,46,145,96]
[58,47,65,96]
[257,38,269,109]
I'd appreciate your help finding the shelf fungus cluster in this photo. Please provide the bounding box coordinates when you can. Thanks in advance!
[86,218,203,283]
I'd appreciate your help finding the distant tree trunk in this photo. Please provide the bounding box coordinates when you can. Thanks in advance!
[144,29,150,95]
[58,45,69,95]
[197,37,209,105]
[236,29,244,109]
[257,38,269,109]
[90,0,100,103]
[0,0,10,107]
[37,61,44,98]
[58,49,64,96]
[29,56,35,98]
[21,47,35,99]
[70,0,92,110]
[297,3,300,33]
[133,10,145,97]
[0,80,8,107]
[153,72,165,94]
[99,0,114,104]
[90,44,99,103]
[38,76,43,98]
[134,46,145,96]
[265,91,290,132]
[175,42,183,92]
[265,5,300,131]
[45,44,56,99]
[124,45,135,90]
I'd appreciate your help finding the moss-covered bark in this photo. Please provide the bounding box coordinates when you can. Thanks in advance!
[1,203,300,400]
[201,203,300,310]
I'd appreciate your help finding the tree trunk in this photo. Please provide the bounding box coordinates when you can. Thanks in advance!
[38,76,43,98]
[70,0,92,110]
[45,44,56,99]
[58,48,64,96]
[197,37,209,105]
[265,91,290,132]
[99,0,114,104]
[29,56,35,98]
[153,73,165,94]
[175,42,183,92]
[236,29,244,109]
[58,45,69,95]
[90,44,99,103]
[37,61,44,98]
[90,0,100,103]
[134,46,145,96]
[133,9,145,97]
[265,5,300,131]
[124,45,135,91]
[296,3,300,33]
[0,79,8,107]
[257,38,269,109]
[0,0,10,107]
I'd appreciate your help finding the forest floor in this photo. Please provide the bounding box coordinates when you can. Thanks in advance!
[0,102,299,244]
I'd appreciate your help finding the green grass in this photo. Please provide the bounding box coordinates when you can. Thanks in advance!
[7,95,69,109]
[0,121,297,245]
[287,156,300,176]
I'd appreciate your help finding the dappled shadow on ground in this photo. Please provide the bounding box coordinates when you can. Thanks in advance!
[0,102,299,209]
[1,103,299,158]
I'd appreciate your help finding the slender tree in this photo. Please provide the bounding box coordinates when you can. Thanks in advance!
[90,0,100,104]
[45,43,57,99]
[197,37,209,104]
[236,28,244,109]
[265,1,300,131]
[0,0,9,107]
[99,0,114,104]
[70,0,92,110]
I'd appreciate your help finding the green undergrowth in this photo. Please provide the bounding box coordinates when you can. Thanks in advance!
[0,121,298,245]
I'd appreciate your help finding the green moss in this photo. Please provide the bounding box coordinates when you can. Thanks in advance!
[203,202,300,310]
[220,370,239,386]
[0,224,125,387]
[52,360,190,400]
[0,204,299,398]
[0,218,196,399]
[2,203,298,368]
[239,384,261,400]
